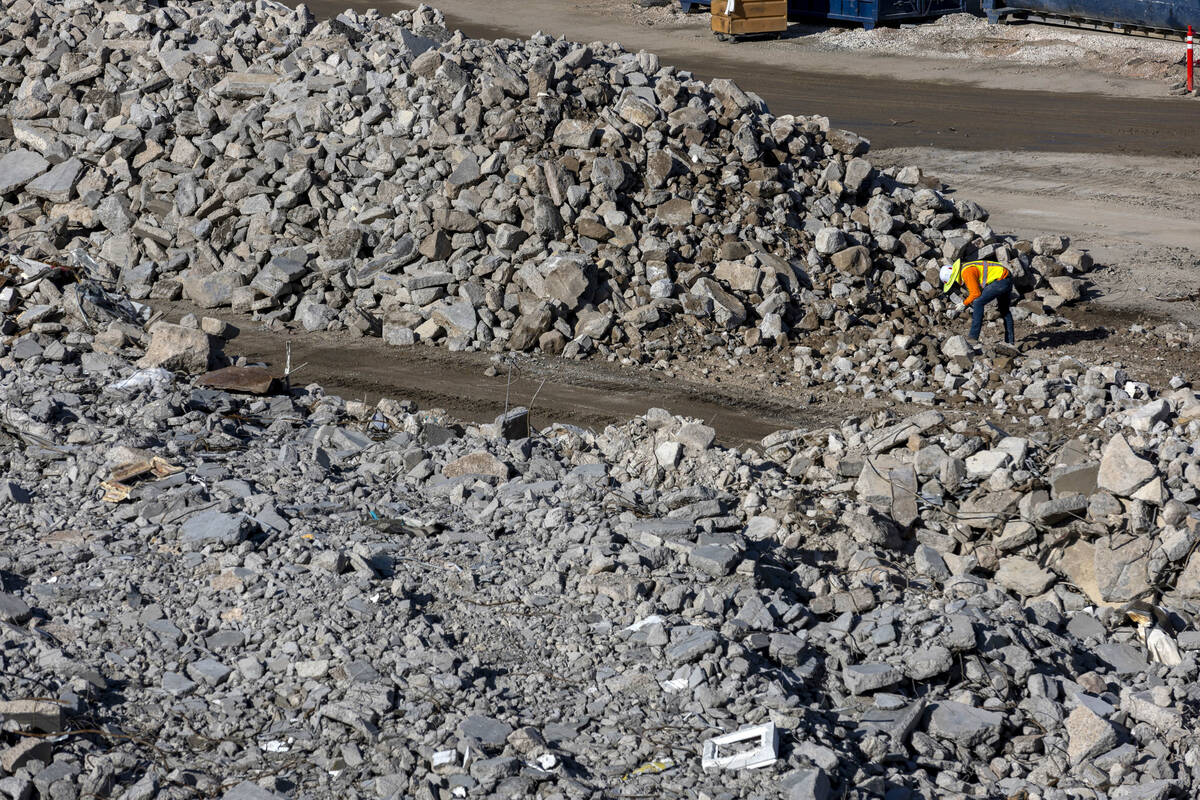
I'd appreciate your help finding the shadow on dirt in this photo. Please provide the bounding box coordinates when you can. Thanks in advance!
[1020,325,1110,351]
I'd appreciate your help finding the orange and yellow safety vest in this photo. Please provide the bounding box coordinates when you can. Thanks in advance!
[959,261,1009,307]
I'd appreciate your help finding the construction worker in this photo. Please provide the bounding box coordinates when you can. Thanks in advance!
[939,259,1015,345]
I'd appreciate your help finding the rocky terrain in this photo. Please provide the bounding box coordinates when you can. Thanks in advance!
[3,240,1200,800]
[0,0,1103,373]
[2,1,1200,799]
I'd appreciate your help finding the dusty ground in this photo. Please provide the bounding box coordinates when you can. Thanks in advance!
[155,302,851,446]
[155,294,1199,451]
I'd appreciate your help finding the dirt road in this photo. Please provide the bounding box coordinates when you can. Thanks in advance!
[308,0,1200,157]
[161,303,837,446]
[159,295,1196,448]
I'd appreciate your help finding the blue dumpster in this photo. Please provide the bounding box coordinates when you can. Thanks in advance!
[787,0,966,28]
[679,0,711,11]
[984,0,1196,34]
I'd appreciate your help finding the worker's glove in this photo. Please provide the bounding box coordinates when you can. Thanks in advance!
[946,305,962,320]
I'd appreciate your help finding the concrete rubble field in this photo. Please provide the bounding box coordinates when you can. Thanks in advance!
[1,1,1199,799]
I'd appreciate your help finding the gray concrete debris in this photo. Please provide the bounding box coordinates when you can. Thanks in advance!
[927,702,1005,747]
[0,2,1197,799]
[0,148,49,195]
[0,0,1094,369]
[843,663,902,695]
[1065,704,1118,764]
[0,252,1197,800]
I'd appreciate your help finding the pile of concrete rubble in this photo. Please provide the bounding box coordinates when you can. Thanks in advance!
[1,245,1198,799]
[0,0,1095,367]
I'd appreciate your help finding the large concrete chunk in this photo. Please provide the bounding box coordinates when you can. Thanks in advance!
[957,489,1020,530]
[431,298,478,337]
[137,322,216,374]
[927,701,1004,747]
[616,93,658,127]
[0,699,64,732]
[830,245,872,277]
[520,254,594,309]
[508,306,552,351]
[655,197,693,226]
[905,645,953,680]
[994,557,1055,597]
[183,270,247,308]
[0,148,49,194]
[212,72,280,98]
[826,128,870,156]
[965,448,1011,478]
[221,781,285,800]
[814,227,847,255]
[540,254,594,308]
[1,737,53,773]
[667,628,720,663]
[180,511,253,548]
[553,118,596,148]
[458,714,513,748]
[1095,643,1149,675]
[865,411,943,453]
[443,451,509,480]
[1049,461,1099,497]
[1034,494,1088,525]
[843,663,901,695]
[1092,533,1153,603]
[710,77,752,115]
[25,157,83,202]
[1066,705,1117,764]
[691,277,747,328]
[1126,398,1171,432]
[1097,434,1155,497]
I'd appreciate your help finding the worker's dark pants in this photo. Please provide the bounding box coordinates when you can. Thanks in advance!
[968,278,1015,344]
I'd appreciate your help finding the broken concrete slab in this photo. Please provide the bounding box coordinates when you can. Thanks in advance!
[0,148,49,194]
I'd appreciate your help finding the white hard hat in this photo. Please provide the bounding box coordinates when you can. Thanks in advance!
[939,264,954,286]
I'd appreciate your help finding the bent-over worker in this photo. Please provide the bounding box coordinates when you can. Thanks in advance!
[939,259,1015,345]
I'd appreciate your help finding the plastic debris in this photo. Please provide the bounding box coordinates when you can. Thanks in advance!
[661,677,690,693]
[1126,601,1184,666]
[623,757,675,781]
[431,749,457,772]
[624,614,666,632]
[701,722,778,771]
[368,410,390,434]
[363,514,443,536]
[99,481,132,503]
[109,368,173,394]
[1146,627,1183,666]
[1125,601,1176,633]
[110,456,183,483]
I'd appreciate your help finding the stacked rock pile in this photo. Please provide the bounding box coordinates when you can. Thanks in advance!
[0,0,1094,366]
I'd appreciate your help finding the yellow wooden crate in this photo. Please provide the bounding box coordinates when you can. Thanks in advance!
[711,0,787,34]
